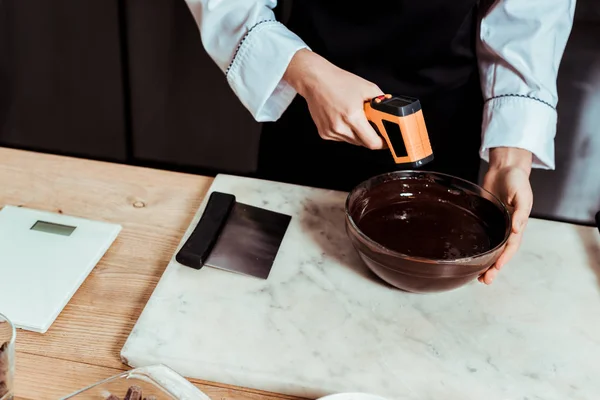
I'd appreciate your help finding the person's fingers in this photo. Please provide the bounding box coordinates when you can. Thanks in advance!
[481,266,499,285]
[317,129,342,141]
[348,112,386,150]
[495,230,523,271]
[325,132,360,146]
[342,135,362,146]
[362,83,385,100]
[477,169,533,286]
[511,194,532,235]
[326,122,362,146]
[357,83,385,148]
[488,188,530,273]
[478,228,524,285]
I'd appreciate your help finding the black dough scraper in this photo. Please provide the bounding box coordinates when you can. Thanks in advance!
[176,191,291,279]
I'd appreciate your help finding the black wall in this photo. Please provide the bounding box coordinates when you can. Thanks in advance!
[0,0,260,174]
[0,0,128,161]
[123,0,260,174]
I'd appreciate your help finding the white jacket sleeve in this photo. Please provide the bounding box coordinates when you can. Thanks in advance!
[477,0,576,169]
[184,0,309,122]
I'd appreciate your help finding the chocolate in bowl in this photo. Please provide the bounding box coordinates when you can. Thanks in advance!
[345,171,511,293]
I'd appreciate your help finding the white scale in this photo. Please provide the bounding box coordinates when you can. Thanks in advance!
[0,205,121,333]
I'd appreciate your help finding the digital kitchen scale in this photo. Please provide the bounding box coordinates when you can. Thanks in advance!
[0,205,121,333]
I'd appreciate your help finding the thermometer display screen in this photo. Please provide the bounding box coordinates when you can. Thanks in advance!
[30,220,76,237]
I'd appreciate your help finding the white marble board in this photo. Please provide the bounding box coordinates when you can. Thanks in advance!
[121,174,600,400]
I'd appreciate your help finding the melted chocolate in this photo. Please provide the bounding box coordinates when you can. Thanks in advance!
[350,174,507,261]
[358,199,492,259]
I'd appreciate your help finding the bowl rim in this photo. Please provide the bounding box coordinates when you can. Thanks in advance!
[344,170,512,265]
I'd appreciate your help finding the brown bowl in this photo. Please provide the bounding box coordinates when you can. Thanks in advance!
[345,171,511,293]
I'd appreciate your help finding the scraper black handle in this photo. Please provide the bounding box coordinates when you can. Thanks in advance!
[596,210,600,234]
[175,191,235,269]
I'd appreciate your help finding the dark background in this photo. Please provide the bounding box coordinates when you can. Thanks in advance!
[1,0,599,224]
[0,0,261,174]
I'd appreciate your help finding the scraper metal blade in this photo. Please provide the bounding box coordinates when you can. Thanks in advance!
[175,191,291,279]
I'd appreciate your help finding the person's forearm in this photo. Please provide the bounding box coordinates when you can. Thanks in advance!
[488,147,532,175]
[283,49,334,98]
[283,49,314,97]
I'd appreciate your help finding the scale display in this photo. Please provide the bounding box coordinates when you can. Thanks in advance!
[31,220,77,236]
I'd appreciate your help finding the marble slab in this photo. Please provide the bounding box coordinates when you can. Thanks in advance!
[121,174,600,400]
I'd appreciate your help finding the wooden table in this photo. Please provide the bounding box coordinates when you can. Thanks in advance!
[0,148,300,400]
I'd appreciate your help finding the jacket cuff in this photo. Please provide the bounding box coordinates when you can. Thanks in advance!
[480,96,557,170]
[226,20,309,122]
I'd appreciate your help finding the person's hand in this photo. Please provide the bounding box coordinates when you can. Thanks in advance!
[479,147,534,284]
[283,49,386,149]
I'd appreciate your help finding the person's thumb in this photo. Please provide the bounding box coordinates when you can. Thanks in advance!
[363,83,385,100]
[511,190,533,234]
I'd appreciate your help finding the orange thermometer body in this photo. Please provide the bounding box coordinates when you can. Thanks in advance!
[364,94,434,168]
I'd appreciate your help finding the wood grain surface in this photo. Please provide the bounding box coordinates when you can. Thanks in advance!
[0,148,302,400]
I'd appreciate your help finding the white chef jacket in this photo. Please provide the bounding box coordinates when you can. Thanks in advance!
[184,0,576,170]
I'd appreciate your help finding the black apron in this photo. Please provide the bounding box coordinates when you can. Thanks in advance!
[258,0,483,191]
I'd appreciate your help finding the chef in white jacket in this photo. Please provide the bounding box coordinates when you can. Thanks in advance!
[183,0,576,284]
